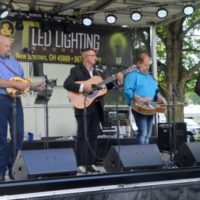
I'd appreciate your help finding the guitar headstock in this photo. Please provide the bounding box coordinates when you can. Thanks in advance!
[123,64,137,75]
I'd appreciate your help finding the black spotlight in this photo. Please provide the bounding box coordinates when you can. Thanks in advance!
[130,11,142,22]
[105,14,117,24]
[0,9,9,19]
[183,5,195,16]
[41,19,50,32]
[156,8,168,19]
[82,16,93,26]
[15,19,24,30]
[62,22,71,34]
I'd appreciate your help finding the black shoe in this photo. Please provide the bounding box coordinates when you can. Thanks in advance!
[87,165,100,173]
[0,175,5,181]
[9,172,14,180]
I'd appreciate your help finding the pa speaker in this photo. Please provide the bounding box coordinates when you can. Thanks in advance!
[158,123,187,152]
[174,142,200,167]
[103,144,162,172]
[12,148,77,180]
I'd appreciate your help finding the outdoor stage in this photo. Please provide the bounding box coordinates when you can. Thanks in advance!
[1,167,200,200]
[1,138,200,199]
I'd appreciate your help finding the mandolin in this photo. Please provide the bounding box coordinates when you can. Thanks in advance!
[6,77,43,98]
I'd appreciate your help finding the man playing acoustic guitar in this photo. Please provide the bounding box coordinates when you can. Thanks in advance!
[64,48,123,174]
[124,53,167,145]
[0,35,43,181]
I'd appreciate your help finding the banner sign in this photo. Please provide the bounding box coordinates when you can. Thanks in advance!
[0,20,132,66]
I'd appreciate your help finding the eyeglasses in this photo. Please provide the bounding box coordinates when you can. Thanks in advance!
[86,54,96,57]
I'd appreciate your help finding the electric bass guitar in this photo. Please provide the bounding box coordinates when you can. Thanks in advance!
[6,77,44,98]
[68,65,136,109]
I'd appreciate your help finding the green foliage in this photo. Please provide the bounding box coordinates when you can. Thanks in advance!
[185,92,200,104]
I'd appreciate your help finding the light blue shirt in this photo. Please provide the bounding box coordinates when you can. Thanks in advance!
[124,69,159,106]
[0,56,24,95]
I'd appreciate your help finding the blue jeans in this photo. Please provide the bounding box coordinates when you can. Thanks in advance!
[0,95,24,176]
[132,110,154,144]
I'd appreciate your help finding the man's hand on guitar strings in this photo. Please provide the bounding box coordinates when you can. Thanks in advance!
[12,80,29,91]
[83,84,93,93]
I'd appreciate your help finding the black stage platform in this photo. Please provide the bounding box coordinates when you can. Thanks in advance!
[2,139,200,199]
[1,167,200,199]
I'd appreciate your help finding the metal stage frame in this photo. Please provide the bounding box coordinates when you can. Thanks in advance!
[1,167,200,199]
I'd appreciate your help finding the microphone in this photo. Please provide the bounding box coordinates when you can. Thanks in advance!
[22,48,33,54]
[91,84,103,91]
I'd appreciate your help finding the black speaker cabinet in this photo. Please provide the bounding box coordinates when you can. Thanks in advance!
[12,148,77,180]
[174,142,200,167]
[158,123,187,152]
[103,144,162,172]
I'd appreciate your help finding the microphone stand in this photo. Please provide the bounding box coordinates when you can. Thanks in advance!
[44,75,50,149]
[112,81,122,171]
[12,97,17,159]
[83,94,88,173]
[172,84,177,154]
[167,83,177,162]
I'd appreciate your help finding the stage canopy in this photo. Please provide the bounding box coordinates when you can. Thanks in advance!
[1,0,200,27]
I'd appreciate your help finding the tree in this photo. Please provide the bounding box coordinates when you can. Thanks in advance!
[156,11,200,122]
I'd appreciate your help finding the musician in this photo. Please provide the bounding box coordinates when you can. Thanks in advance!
[63,48,123,174]
[124,53,167,145]
[0,35,29,181]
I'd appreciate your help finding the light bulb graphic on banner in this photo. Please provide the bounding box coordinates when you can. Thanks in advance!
[110,32,127,65]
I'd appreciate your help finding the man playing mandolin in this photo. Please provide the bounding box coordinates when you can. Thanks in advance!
[0,35,43,181]
[124,53,167,145]
[63,48,123,174]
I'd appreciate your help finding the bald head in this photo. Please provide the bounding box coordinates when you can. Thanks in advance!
[0,35,11,57]
[137,53,152,73]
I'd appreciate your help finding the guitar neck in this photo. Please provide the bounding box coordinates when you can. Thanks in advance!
[98,64,136,86]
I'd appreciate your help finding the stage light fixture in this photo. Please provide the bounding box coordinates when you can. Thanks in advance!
[105,14,117,24]
[82,16,93,26]
[156,8,168,19]
[130,11,142,22]
[183,5,195,16]
[41,18,50,32]
[15,19,24,30]
[0,9,9,19]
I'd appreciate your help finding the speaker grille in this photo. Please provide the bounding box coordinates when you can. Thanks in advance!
[104,144,162,172]
[174,142,200,167]
[12,148,77,180]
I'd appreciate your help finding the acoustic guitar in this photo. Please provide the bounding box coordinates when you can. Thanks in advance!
[68,65,136,109]
[6,77,43,98]
[131,101,166,115]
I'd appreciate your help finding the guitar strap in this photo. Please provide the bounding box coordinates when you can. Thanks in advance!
[0,59,21,77]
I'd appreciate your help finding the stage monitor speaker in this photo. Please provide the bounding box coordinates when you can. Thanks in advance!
[174,142,200,167]
[158,123,187,152]
[12,148,77,180]
[103,144,162,172]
